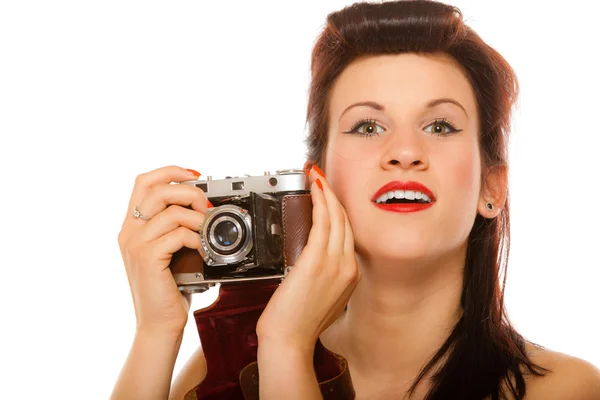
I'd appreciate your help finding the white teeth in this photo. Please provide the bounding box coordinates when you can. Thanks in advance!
[375,190,432,204]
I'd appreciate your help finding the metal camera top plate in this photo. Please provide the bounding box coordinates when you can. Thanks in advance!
[180,168,309,197]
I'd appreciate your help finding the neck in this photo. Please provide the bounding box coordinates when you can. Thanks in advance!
[328,248,466,386]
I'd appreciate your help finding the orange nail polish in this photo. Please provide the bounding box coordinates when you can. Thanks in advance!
[313,165,326,178]
[186,168,201,178]
[316,178,323,191]
[207,200,214,208]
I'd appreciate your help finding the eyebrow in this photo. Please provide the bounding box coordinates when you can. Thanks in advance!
[338,98,468,121]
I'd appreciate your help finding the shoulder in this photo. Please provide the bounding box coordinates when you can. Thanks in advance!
[522,342,600,400]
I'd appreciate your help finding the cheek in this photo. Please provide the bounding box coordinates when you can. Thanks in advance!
[323,159,374,238]
[441,144,481,212]
[323,136,377,201]
[325,156,365,207]
[325,132,383,170]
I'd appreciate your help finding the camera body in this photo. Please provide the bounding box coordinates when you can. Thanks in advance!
[169,169,312,293]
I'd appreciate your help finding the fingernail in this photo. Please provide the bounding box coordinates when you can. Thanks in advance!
[316,178,323,191]
[207,200,214,208]
[186,168,201,178]
[313,165,325,178]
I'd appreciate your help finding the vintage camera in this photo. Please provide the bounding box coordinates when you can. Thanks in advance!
[169,169,313,294]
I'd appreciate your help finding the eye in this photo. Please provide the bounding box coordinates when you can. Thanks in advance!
[423,119,462,136]
[342,118,385,137]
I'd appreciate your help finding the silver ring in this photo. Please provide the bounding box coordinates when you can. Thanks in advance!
[133,206,150,221]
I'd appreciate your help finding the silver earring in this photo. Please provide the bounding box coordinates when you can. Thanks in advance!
[486,202,494,212]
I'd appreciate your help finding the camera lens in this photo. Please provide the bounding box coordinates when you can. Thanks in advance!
[199,204,253,266]
[214,220,238,247]
[206,212,247,255]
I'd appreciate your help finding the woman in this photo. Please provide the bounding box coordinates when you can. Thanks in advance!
[111,1,600,399]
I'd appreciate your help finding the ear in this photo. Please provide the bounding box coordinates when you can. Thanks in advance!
[478,165,508,218]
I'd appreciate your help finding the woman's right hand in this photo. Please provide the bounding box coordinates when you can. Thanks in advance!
[117,165,210,337]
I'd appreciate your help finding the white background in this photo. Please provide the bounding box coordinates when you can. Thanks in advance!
[1,1,598,398]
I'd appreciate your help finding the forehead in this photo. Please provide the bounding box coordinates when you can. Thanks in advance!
[329,52,477,119]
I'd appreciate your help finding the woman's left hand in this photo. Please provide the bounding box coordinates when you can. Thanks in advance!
[255,165,361,354]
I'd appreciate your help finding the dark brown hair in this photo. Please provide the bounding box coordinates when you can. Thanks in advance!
[304,1,550,399]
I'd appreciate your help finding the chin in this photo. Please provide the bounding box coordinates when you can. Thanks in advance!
[354,229,447,263]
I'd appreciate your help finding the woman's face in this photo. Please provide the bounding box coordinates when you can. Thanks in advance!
[323,52,483,264]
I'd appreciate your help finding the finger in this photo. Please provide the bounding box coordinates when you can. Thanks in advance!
[140,205,205,243]
[325,249,360,304]
[340,261,361,297]
[146,226,202,270]
[124,165,201,224]
[130,183,209,225]
[334,273,360,316]
[312,173,346,257]
[296,179,330,267]
[340,207,360,285]
[342,207,355,255]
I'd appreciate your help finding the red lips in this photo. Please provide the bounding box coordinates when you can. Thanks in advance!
[371,181,436,202]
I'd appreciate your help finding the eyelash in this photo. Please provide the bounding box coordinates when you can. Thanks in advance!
[342,117,463,137]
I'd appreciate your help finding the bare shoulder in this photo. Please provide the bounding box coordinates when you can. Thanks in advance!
[523,342,600,399]
[169,345,207,400]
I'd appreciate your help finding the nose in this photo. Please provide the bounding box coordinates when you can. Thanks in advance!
[380,131,428,171]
